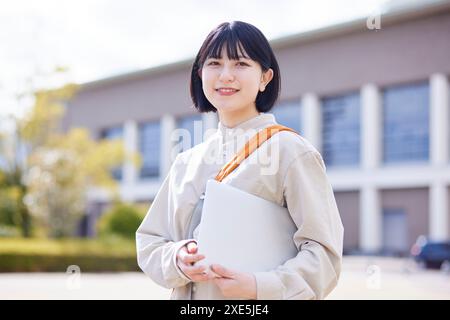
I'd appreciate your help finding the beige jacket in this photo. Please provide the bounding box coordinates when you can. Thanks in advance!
[136,112,344,300]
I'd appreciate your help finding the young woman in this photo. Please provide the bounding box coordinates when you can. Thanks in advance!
[136,21,344,300]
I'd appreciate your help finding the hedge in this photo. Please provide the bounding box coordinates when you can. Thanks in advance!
[0,237,139,272]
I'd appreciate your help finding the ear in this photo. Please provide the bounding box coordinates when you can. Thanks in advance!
[260,68,274,92]
[197,68,202,79]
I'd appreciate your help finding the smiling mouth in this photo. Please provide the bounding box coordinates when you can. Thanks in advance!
[216,88,240,96]
[216,88,239,92]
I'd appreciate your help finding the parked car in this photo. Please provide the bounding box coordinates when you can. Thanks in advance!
[410,236,450,269]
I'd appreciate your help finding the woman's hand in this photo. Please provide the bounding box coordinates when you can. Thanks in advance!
[211,264,257,299]
[176,242,214,282]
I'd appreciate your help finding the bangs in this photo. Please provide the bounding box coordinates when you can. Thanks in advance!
[204,37,249,62]
[198,23,269,70]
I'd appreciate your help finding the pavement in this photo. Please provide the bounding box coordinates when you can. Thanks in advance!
[327,256,450,300]
[0,256,449,300]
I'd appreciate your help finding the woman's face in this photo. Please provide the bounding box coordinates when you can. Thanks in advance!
[200,46,273,114]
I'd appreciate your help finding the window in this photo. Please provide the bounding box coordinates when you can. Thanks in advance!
[139,121,161,179]
[176,114,203,152]
[383,82,429,163]
[322,93,360,167]
[101,126,124,180]
[270,101,301,133]
[382,208,408,255]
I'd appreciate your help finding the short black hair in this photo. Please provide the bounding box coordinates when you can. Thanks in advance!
[190,21,281,113]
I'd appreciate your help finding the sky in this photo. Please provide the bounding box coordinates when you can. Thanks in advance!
[0,0,392,126]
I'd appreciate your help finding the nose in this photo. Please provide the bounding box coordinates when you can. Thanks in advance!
[218,65,235,82]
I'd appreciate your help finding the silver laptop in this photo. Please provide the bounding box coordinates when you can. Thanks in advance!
[196,179,298,274]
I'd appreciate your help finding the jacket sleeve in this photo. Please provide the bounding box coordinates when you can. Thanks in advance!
[253,151,344,300]
[136,156,193,289]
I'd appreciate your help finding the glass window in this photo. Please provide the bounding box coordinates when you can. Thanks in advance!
[101,126,124,180]
[383,82,429,164]
[175,114,203,153]
[322,93,360,167]
[139,121,161,179]
[270,101,301,133]
[102,126,123,140]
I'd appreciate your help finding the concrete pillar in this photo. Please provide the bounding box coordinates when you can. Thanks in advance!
[430,182,449,241]
[430,73,449,166]
[429,74,449,241]
[361,84,382,169]
[360,187,382,253]
[301,93,322,152]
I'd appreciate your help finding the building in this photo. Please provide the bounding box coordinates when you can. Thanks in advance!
[63,0,450,255]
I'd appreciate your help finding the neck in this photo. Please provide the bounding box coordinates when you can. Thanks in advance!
[218,106,260,128]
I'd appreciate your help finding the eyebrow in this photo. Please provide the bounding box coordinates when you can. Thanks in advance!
[207,56,250,61]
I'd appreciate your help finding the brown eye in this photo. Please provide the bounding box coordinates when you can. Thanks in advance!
[237,62,249,66]
[208,61,219,66]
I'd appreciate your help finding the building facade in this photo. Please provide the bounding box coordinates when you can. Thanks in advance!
[63,1,450,254]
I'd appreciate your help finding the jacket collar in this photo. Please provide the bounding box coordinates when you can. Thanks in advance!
[217,112,277,143]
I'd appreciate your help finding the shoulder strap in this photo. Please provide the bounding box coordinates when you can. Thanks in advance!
[214,124,299,182]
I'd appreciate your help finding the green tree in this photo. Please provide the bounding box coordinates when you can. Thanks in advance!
[0,67,140,238]
[24,128,128,237]
[0,118,33,237]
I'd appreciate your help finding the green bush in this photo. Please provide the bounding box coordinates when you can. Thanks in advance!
[97,203,146,239]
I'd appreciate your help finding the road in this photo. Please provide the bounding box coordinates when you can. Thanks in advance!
[0,256,449,300]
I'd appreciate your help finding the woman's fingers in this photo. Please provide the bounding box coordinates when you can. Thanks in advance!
[183,264,207,275]
[186,242,198,254]
[179,263,213,282]
[211,264,235,278]
[179,252,205,265]
[176,241,212,282]
[190,272,213,282]
[184,253,205,264]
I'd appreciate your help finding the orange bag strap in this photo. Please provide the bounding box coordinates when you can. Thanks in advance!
[214,124,299,182]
